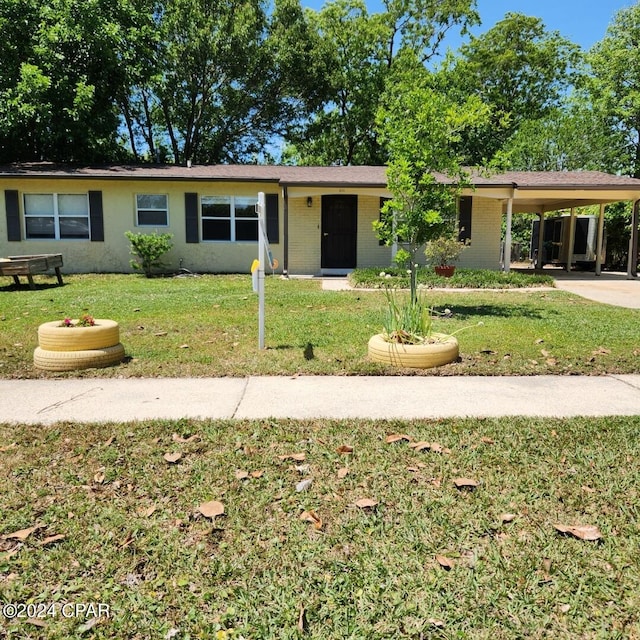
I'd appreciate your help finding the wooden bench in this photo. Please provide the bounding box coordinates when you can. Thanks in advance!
[0,254,64,289]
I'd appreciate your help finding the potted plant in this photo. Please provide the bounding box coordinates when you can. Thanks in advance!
[425,235,468,277]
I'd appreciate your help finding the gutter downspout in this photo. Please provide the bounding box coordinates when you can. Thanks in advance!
[503,197,513,273]
[282,186,289,277]
[595,203,605,276]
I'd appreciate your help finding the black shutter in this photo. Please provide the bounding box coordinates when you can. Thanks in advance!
[5,190,21,241]
[458,196,472,242]
[266,193,279,244]
[379,197,390,245]
[185,192,199,243]
[88,191,104,242]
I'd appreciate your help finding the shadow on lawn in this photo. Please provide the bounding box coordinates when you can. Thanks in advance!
[444,303,547,321]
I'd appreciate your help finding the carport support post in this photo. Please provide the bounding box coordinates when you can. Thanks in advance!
[566,207,576,272]
[536,212,545,269]
[503,197,513,273]
[628,199,639,279]
[595,203,605,276]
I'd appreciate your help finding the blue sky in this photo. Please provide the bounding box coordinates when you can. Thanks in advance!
[302,0,633,52]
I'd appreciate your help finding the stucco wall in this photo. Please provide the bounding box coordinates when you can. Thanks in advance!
[0,178,282,274]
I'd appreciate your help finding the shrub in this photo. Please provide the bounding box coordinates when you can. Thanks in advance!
[125,231,173,277]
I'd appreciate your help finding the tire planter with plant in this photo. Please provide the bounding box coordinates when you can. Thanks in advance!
[34,316,125,371]
[368,332,459,369]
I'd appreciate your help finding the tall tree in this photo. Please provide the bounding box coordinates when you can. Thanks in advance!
[0,0,140,163]
[285,0,479,166]
[587,2,640,178]
[438,12,579,165]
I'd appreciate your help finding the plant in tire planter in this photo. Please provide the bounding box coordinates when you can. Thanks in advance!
[367,288,459,369]
[34,315,125,371]
[424,235,468,277]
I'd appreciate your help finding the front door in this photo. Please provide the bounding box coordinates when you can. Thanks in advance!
[321,195,357,269]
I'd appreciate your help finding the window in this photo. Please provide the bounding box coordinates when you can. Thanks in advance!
[201,195,257,242]
[24,193,89,239]
[136,194,168,226]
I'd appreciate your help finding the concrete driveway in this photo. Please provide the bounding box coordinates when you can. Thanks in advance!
[551,271,640,308]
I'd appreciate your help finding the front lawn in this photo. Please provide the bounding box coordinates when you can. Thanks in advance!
[1,415,638,638]
[1,273,639,378]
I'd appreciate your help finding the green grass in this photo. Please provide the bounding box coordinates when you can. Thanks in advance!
[349,266,556,289]
[1,416,639,638]
[1,273,639,378]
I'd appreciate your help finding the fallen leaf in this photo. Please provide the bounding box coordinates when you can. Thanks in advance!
[77,617,101,634]
[541,349,551,357]
[559,604,571,613]
[410,441,432,451]
[554,524,602,541]
[336,445,353,454]
[104,436,115,446]
[26,618,46,628]
[296,478,313,492]
[295,464,311,474]
[535,338,544,344]
[500,513,517,524]
[436,554,455,570]
[172,433,200,443]
[235,470,249,480]
[592,347,611,355]
[39,534,65,546]
[480,437,494,444]
[300,510,323,530]
[337,467,349,479]
[298,603,307,631]
[386,434,412,444]
[0,442,17,452]
[2,524,43,541]
[179,344,189,349]
[93,471,105,484]
[278,453,306,462]
[137,505,157,518]
[164,452,182,464]
[427,618,445,628]
[453,477,479,489]
[546,358,558,366]
[154,331,168,336]
[250,470,264,478]
[198,500,225,519]
[355,498,378,509]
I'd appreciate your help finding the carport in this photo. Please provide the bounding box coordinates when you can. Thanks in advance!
[465,171,640,278]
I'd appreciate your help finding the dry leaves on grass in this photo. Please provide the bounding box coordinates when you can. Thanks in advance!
[300,510,323,530]
[278,453,306,462]
[435,554,455,570]
[172,433,201,444]
[163,452,182,464]
[453,477,479,490]
[355,498,378,509]
[554,523,602,541]
[337,467,349,479]
[385,434,412,444]
[2,524,44,542]
[336,445,354,454]
[197,500,225,520]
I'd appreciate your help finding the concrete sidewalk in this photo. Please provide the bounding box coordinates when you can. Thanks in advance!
[1,375,639,425]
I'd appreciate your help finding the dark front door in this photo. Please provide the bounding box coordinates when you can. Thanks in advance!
[321,195,357,269]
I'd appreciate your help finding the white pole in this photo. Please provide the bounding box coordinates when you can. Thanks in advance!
[257,192,266,349]
[595,203,605,276]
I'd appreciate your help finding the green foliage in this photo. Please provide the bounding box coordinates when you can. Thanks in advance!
[382,288,433,344]
[393,247,411,269]
[125,230,174,277]
[424,235,468,266]
[437,12,580,165]
[350,266,555,289]
[374,57,490,300]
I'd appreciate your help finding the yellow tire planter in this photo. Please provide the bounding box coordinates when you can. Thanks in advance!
[368,332,459,369]
[34,343,126,372]
[37,319,120,351]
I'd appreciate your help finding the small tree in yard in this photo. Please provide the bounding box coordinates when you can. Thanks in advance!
[374,57,490,302]
[125,231,173,277]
